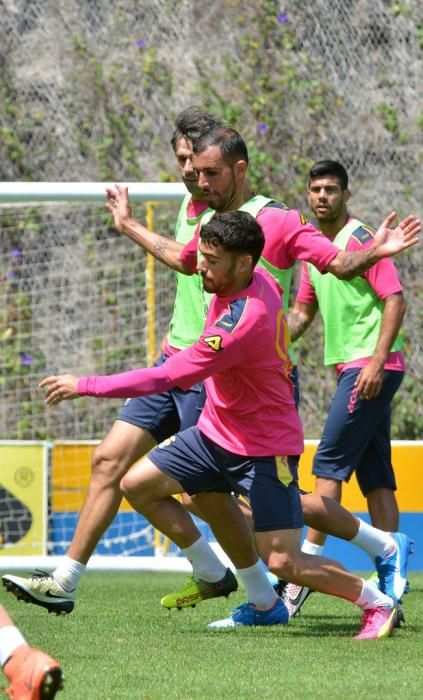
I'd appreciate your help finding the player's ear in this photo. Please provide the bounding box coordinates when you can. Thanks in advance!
[234,159,248,180]
[344,188,351,204]
[238,253,253,272]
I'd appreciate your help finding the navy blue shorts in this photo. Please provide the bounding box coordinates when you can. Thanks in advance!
[149,426,304,532]
[312,369,404,496]
[117,353,205,442]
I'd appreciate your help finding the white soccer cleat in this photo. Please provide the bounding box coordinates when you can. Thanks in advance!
[280,582,313,618]
[2,572,75,615]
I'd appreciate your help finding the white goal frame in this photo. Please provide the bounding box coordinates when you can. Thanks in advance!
[0,182,232,573]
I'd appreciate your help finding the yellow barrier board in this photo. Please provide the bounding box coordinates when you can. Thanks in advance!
[300,440,423,512]
[51,440,423,514]
[0,442,48,555]
[51,442,133,512]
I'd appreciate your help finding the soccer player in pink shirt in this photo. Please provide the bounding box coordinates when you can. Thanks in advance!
[35,211,418,639]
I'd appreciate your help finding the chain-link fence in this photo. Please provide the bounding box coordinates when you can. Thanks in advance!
[1,0,422,439]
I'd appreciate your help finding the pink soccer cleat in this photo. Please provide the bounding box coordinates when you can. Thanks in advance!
[354,603,401,640]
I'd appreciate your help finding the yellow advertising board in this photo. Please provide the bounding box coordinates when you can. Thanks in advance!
[0,441,49,555]
[299,440,423,512]
[50,440,423,513]
[51,441,133,512]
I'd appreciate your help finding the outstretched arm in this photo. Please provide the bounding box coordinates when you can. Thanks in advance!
[354,292,406,400]
[106,184,192,274]
[288,300,318,342]
[39,363,177,405]
[326,213,420,280]
[39,322,246,405]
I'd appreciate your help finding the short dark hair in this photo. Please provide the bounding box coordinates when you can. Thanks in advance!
[200,211,264,265]
[192,126,249,165]
[170,107,221,152]
[308,160,349,190]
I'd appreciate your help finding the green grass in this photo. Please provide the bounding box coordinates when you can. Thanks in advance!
[1,572,423,699]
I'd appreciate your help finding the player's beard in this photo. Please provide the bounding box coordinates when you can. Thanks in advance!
[182,176,204,198]
[203,172,238,213]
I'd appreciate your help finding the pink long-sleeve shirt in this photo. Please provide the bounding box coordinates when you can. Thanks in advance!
[78,267,304,457]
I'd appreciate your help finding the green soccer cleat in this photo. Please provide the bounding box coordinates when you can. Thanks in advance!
[161,568,238,610]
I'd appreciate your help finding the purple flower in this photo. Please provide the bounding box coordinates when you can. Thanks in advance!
[135,39,145,49]
[277,12,288,23]
[258,122,268,135]
[7,270,16,279]
[21,352,32,366]
[11,246,22,259]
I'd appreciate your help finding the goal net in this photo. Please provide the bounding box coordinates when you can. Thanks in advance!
[0,183,218,572]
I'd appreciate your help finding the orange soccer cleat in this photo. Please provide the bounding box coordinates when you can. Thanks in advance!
[3,644,63,699]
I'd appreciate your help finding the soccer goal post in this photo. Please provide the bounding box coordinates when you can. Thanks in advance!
[0,181,224,573]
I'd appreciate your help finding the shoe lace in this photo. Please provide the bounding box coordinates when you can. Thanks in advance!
[180,575,199,592]
[286,583,302,596]
[231,603,251,615]
[28,569,53,582]
[360,609,374,626]
[361,607,386,629]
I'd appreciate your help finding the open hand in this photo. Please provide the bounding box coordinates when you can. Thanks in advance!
[373,212,420,258]
[105,184,132,233]
[39,374,80,405]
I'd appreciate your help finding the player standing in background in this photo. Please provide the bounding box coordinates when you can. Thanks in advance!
[0,604,63,698]
[283,160,413,616]
[33,211,415,639]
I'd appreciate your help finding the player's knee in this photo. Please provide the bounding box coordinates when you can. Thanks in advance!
[181,492,202,517]
[120,471,152,507]
[267,551,297,581]
[119,472,134,500]
[91,445,126,486]
[182,492,195,508]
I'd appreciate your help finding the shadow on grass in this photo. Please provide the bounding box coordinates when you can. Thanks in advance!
[188,618,360,638]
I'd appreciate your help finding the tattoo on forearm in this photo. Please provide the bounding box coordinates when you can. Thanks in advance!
[153,238,169,261]
[339,249,375,278]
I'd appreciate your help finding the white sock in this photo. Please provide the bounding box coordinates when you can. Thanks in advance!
[236,560,278,609]
[0,627,27,667]
[53,556,86,591]
[354,579,394,610]
[350,519,395,561]
[181,535,228,582]
[301,540,325,556]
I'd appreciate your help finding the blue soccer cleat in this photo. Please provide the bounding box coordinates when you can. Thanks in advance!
[375,532,413,602]
[207,597,289,629]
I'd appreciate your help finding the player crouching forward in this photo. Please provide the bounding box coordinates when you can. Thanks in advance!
[37,212,402,640]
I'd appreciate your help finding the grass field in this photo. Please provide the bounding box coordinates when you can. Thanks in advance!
[1,571,422,699]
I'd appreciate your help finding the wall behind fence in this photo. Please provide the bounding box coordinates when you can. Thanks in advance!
[1,1,422,438]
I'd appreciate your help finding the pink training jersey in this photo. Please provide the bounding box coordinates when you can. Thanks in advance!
[296,220,405,373]
[179,205,340,274]
[78,267,304,457]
